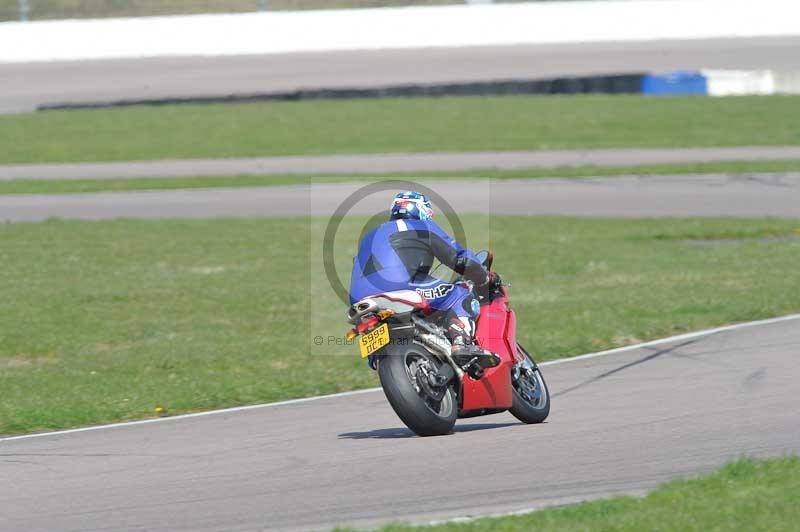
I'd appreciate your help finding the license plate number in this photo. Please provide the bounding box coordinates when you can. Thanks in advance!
[359,323,390,358]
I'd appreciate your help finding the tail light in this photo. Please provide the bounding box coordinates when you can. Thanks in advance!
[346,309,395,339]
[356,316,379,334]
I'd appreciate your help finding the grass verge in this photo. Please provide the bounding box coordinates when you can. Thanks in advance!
[2,95,800,164]
[3,160,800,195]
[1,216,799,435]
[370,456,800,532]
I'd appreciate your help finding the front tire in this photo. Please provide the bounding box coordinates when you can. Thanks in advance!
[509,343,550,424]
[377,344,457,437]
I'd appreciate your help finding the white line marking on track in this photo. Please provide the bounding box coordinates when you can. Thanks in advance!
[0,387,382,443]
[2,313,798,443]
[539,312,800,366]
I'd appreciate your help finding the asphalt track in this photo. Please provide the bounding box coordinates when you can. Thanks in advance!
[5,147,800,180]
[2,173,799,222]
[2,317,798,531]
[2,37,799,113]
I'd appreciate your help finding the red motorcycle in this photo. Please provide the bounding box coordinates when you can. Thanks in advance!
[346,251,550,436]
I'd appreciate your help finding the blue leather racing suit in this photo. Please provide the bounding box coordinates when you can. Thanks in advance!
[349,218,488,323]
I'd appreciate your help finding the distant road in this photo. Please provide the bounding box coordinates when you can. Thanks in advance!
[3,147,800,181]
[2,174,799,222]
[2,317,798,531]
[2,37,799,113]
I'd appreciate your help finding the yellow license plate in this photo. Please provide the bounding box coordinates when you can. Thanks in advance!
[359,323,390,358]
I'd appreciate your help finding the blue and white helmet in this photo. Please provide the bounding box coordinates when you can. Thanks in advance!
[390,191,434,221]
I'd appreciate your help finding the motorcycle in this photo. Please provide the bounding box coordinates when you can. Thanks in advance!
[345,250,550,436]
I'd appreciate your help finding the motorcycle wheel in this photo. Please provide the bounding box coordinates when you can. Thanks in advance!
[377,344,457,437]
[509,343,550,424]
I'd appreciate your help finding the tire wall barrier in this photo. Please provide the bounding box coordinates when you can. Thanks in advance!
[39,70,800,111]
[37,74,647,110]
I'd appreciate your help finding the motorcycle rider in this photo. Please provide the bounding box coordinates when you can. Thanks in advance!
[349,191,501,376]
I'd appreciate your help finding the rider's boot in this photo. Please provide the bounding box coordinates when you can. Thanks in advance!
[447,319,500,379]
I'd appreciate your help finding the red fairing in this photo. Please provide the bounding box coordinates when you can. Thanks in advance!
[461,289,515,412]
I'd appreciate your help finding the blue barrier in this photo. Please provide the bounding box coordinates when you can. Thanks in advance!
[641,70,709,96]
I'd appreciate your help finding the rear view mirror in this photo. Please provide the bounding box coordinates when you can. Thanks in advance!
[475,250,493,269]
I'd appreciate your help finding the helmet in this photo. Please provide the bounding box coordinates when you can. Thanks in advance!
[390,191,434,221]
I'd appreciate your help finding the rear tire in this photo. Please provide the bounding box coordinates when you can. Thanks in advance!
[377,344,457,437]
[509,344,550,424]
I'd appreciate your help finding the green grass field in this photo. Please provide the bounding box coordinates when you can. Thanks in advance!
[371,456,800,532]
[2,216,799,435]
[3,95,799,165]
[3,160,800,195]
